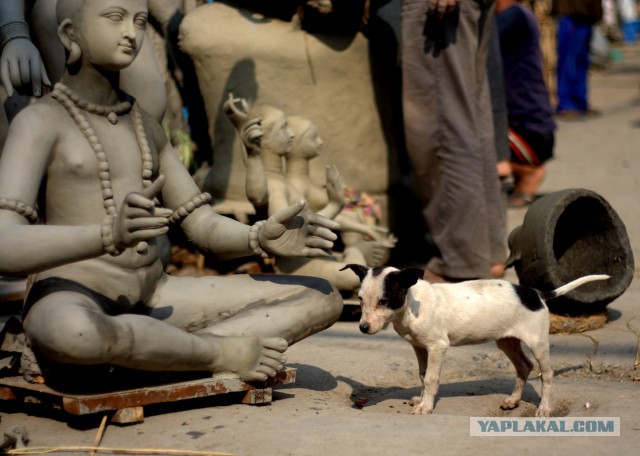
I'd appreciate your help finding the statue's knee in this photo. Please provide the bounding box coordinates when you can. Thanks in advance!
[304,276,344,318]
[24,304,115,364]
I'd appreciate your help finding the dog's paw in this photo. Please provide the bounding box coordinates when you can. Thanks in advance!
[500,397,520,410]
[409,396,421,407]
[411,404,433,415]
[535,406,551,417]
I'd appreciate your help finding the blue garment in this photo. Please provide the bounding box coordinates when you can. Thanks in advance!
[555,15,592,112]
[496,4,556,133]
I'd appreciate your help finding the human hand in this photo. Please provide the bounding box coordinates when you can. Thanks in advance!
[242,117,263,158]
[427,0,460,18]
[0,38,51,97]
[111,175,173,252]
[259,200,341,257]
[325,165,345,208]
[223,92,249,129]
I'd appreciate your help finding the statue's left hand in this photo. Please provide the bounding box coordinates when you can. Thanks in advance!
[0,38,50,97]
[259,200,340,257]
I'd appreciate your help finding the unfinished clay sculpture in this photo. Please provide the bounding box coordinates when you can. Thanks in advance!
[0,0,343,382]
[227,100,382,291]
[285,115,397,267]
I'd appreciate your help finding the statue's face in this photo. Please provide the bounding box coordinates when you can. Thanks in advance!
[298,125,323,159]
[78,0,148,71]
[266,111,295,157]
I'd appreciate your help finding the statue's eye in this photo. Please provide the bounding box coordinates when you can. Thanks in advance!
[105,13,124,23]
[378,298,387,307]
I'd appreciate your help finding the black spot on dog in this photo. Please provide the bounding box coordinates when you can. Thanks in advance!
[371,266,386,278]
[384,269,423,309]
[511,284,544,311]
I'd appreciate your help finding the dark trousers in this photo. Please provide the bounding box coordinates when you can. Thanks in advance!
[401,0,506,278]
[556,16,592,113]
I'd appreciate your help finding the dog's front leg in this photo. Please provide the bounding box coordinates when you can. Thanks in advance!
[409,345,428,407]
[412,342,448,415]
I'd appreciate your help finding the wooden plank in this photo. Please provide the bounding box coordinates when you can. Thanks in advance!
[0,368,296,416]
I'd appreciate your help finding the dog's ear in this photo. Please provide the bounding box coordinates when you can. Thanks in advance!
[340,264,369,282]
[396,268,424,290]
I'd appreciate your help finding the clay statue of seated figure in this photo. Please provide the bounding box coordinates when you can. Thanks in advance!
[0,0,343,382]
[226,99,390,291]
[284,115,397,268]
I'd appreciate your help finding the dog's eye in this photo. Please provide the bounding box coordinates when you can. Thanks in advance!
[377,298,388,307]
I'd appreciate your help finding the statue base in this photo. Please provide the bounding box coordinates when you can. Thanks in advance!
[0,368,296,425]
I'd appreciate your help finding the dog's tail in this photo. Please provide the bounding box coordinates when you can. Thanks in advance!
[540,274,610,301]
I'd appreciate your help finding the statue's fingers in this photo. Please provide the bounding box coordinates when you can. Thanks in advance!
[270,200,305,225]
[142,175,166,200]
[307,225,338,244]
[127,217,170,232]
[29,59,42,96]
[304,234,335,250]
[305,212,341,232]
[0,61,14,97]
[301,247,333,258]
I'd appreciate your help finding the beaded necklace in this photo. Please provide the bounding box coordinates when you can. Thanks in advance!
[51,82,154,217]
[52,82,155,255]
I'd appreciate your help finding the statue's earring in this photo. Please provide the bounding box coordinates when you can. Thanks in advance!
[67,41,81,65]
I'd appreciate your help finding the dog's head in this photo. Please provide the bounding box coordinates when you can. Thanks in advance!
[341,264,424,335]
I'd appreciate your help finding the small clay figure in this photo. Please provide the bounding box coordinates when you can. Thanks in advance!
[0,0,343,382]
[285,115,397,268]
[228,102,389,291]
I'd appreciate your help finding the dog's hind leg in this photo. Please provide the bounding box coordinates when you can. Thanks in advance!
[526,339,553,417]
[411,342,447,415]
[409,345,429,408]
[496,337,534,410]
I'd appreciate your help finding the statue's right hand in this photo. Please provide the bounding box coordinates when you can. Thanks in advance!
[111,176,173,250]
[223,92,249,129]
[242,118,263,157]
[0,38,51,97]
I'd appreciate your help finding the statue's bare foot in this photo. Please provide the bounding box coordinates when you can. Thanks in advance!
[205,335,288,381]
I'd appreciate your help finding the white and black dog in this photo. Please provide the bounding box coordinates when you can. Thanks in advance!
[341,264,609,417]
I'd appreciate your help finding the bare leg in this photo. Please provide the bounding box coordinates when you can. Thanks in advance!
[496,337,534,410]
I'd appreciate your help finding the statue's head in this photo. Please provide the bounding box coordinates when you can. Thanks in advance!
[288,116,323,161]
[56,0,148,70]
[249,105,295,157]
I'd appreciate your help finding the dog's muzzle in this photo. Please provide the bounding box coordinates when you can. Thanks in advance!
[359,322,370,334]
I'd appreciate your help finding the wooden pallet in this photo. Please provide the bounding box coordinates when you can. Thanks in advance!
[0,368,296,424]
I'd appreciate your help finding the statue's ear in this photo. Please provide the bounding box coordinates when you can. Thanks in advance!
[339,264,368,282]
[57,18,81,65]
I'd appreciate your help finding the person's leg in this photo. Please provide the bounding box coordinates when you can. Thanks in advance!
[572,21,593,112]
[148,273,343,345]
[402,0,503,279]
[555,16,576,113]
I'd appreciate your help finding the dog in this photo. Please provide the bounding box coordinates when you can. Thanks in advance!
[341,264,609,417]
